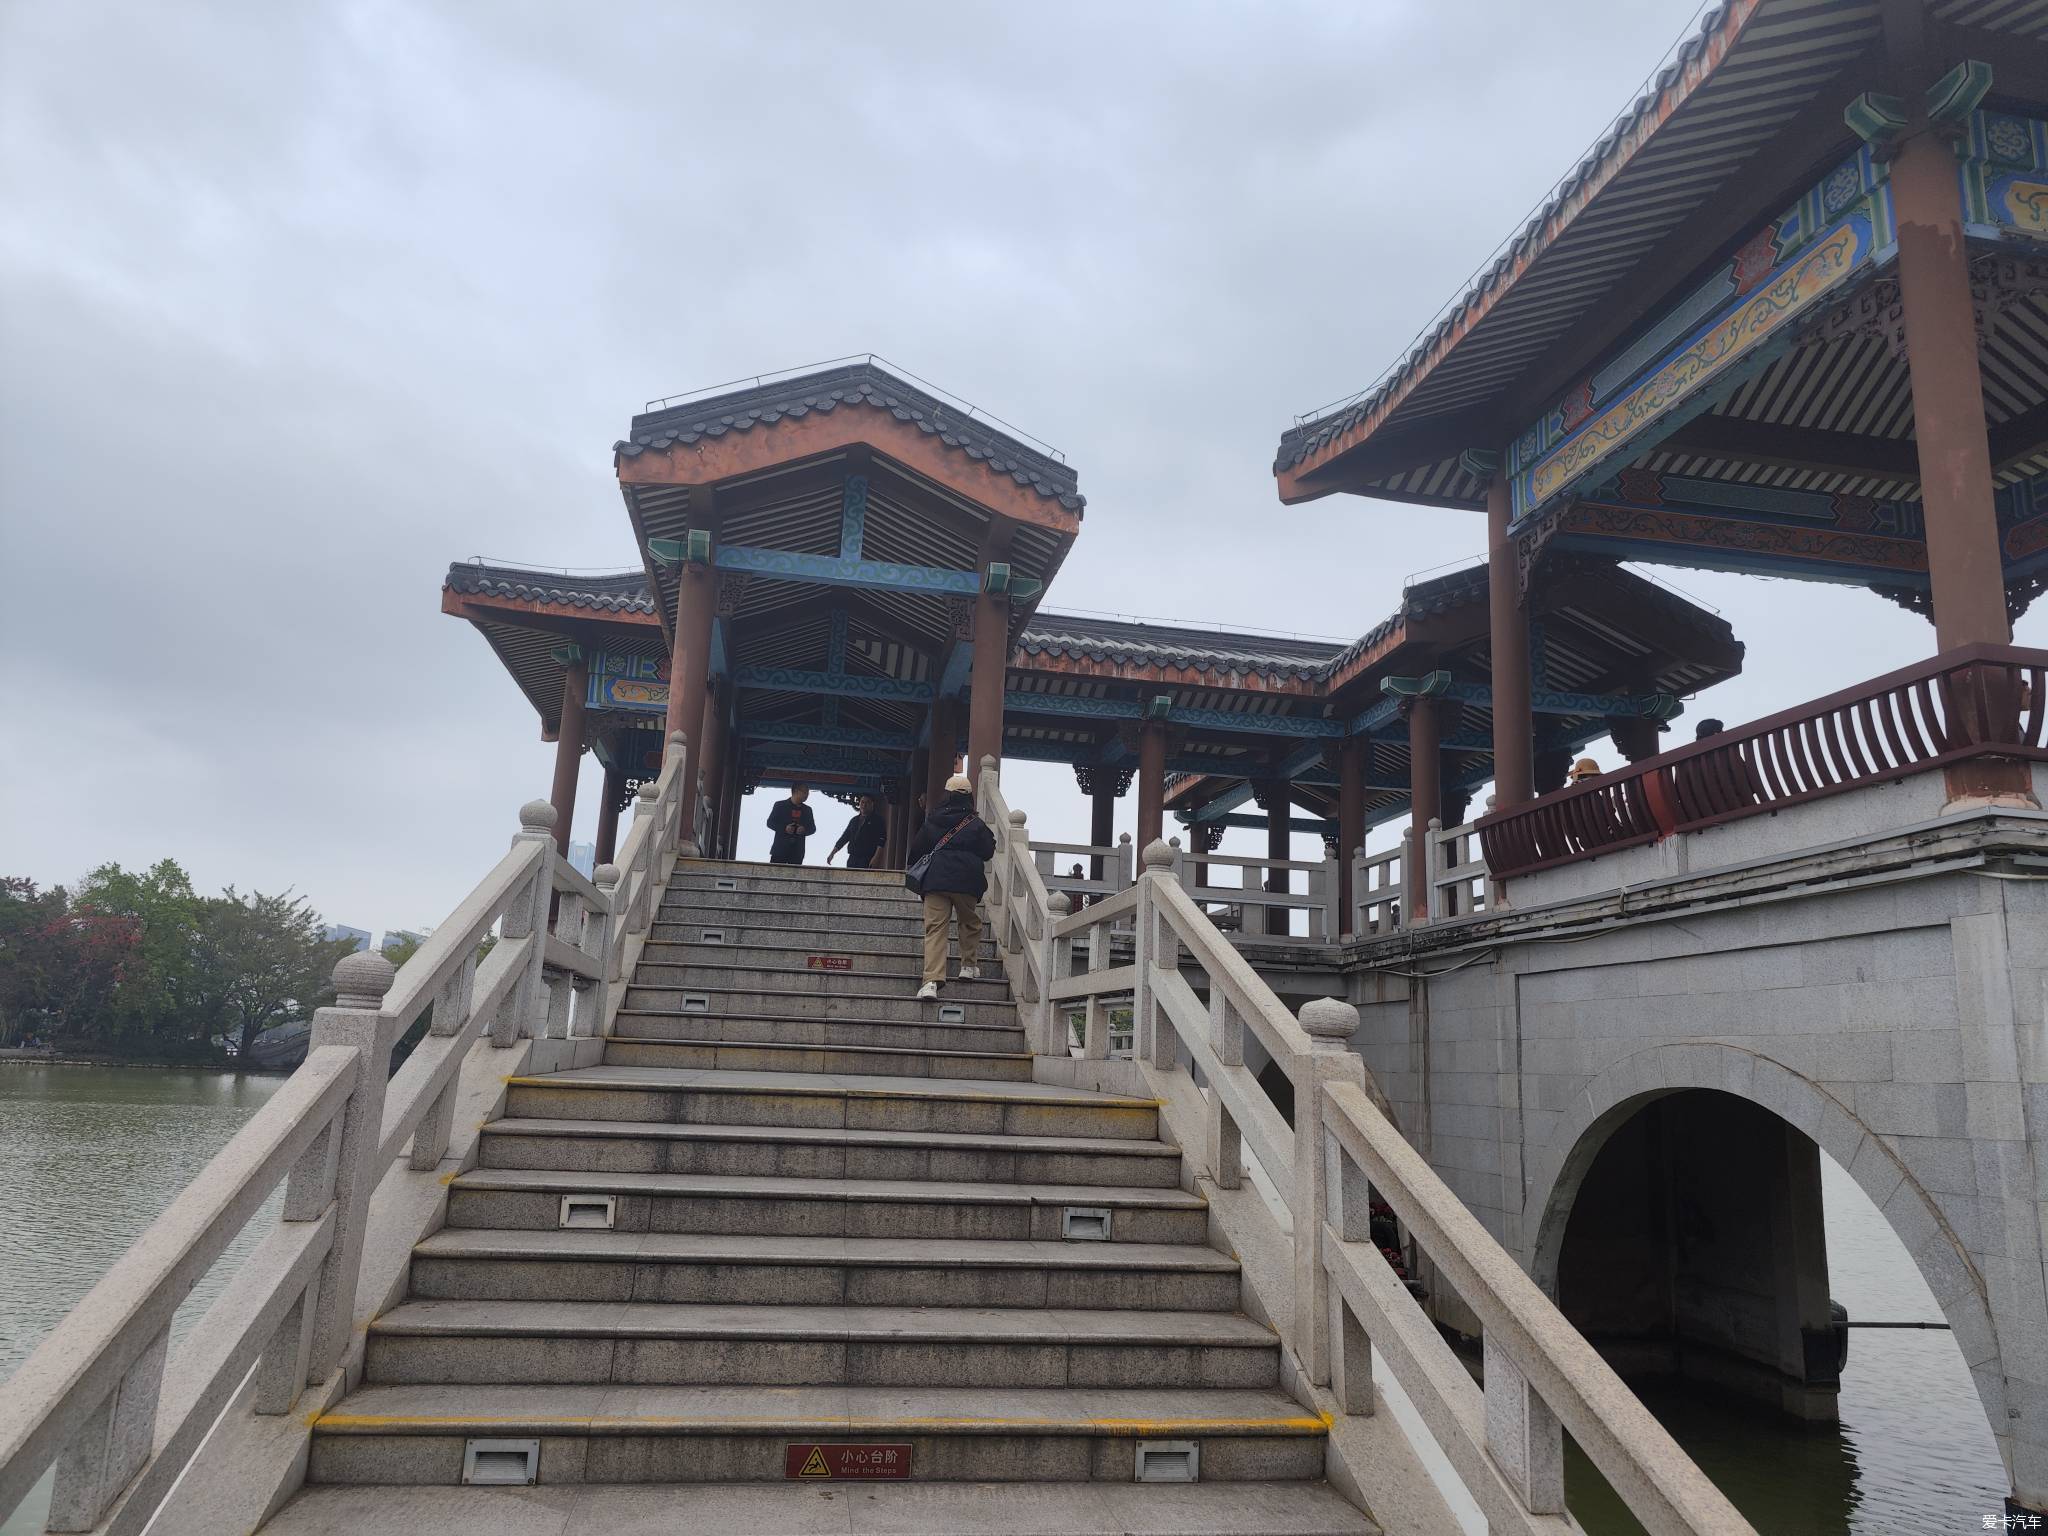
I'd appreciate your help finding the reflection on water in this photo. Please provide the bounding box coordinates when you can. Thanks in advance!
[0,1064,284,1536]
[1569,1155,2007,1535]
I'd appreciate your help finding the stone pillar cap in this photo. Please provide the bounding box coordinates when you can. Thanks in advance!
[333,950,396,1008]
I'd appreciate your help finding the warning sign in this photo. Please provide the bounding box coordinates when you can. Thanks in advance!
[784,1442,912,1479]
[805,955,854,971]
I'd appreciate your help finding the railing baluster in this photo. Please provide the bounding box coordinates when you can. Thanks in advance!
[44,1324,169,1533]
[1483,1335,1567,1515]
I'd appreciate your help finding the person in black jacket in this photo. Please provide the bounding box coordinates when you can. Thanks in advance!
[828,794,888,870]
[905,773,997,1000]
[765,784,816,865]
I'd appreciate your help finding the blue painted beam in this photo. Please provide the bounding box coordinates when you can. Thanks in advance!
[734,666,935,702]
[1003,690,1341,739]
[710,619,727,680]
[716,545,980,597]
[746,745,906,777]
[739,721,915,751]
[1201,814,1338,834]
[839,474,867,560]
[938,643,974,700]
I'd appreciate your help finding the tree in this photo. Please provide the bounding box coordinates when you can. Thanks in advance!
[72,860,201,1048]
[193,888,359,1061]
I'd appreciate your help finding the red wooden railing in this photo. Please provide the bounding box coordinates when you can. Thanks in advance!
[1478,645,2048,880]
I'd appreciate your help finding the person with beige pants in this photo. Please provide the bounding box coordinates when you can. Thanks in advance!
[904,773,997,1002]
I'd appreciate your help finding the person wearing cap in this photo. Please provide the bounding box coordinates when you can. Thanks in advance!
[905,772,997,1002]
[1566,757,1602,784]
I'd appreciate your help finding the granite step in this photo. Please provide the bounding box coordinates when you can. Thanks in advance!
[444,1166,1209,1244]
[626,959,1013,998]
[405,1229,1238,1310]
[477,1116,1180,1188]
[363,1300,1280,1389]
[661,889,929,923]
[599,1036,1034,1084]
[645,922,999,960]
[605,1008,1026,1055]
[501,1067,1161,1141]
[307,1383,1321,1485]
[618,985,1018,1028]
[265,1479,1378,1533]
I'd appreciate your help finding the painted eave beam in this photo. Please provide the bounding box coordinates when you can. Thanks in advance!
[734,666,936,702]
[716,545,980,597]
[738,720,916,751]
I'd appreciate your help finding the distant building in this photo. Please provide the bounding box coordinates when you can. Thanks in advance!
[322,924,372,953]
[568,841,596,879]
[381,929,429,953]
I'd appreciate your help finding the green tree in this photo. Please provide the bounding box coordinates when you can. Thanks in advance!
[193,889,359,1061]
[72,860,201,1047]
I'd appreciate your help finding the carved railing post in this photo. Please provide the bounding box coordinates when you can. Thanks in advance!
[666,732,690,853]
[582,864,618,1036]
[627,781,660,941]
[284,951,397,1395]
[1293,996,1365,1386]
[494,802,554,1047]
[1131,840,1176,1070]
[1045,891,1073,1058]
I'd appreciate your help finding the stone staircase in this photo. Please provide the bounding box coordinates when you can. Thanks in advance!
[264,860,1375,1535]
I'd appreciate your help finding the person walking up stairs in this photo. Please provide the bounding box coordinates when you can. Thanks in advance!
[906,772,996,1003]
[264,854,1374,1536]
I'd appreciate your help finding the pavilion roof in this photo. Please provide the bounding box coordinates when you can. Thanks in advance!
[619,358,1083,513]
[1276,0,1940,506]
[1015,612,1349,680]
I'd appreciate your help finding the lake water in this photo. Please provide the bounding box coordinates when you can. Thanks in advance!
[0,1065,2015,1534]
[0,1064,285,1536]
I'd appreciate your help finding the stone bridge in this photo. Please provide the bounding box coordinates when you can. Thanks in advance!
[1318,756,2048,1508]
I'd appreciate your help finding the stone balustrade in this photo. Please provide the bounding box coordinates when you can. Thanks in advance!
[979,760,1755,1536]
[0,730,698,1535]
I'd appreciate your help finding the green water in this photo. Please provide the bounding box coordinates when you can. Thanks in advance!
[0,1066,2015,1533]
[0,1064,285,1536]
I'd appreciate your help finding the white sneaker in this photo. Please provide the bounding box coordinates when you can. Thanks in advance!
[916,982,940,1001]
[957,965,980,981]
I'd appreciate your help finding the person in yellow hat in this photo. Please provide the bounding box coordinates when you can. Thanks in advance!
[1567,756,1602,784]
[905,773,997,1002]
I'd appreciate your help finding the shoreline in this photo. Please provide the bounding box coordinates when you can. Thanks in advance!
[0,1052,292,1076]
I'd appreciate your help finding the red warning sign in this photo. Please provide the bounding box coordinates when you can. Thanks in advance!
[805,955,854,971]
[784,1442,912,1479]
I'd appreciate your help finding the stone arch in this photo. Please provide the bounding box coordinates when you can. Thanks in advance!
[1522,1040,2007,1452]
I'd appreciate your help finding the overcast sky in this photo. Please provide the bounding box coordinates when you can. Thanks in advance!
[3,0,2040,933]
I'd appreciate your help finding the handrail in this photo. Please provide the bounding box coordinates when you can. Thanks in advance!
[1479,644,2048,880]
[999,797,1753,1530]
[0,728,699,1535]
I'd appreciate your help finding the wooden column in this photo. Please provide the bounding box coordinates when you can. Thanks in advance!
[549,655,588,856]
[1487,470,1535,805]
[697,682,727,853]
[966,587,1008,791]
[1407,697,1441,920]
[1089,778,1117,880]
[669,550,717,846]
[1337,739,1366,935]
[1261,780,1291,937]
[1893,129,2010,647]
[903,747,930,860]
[1136,725,1167,848]
[593,757,625,867]
[926,703,956,809]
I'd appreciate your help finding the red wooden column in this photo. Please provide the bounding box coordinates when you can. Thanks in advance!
[1135,724,1167,848]
[1486,468,1535,805]
[696,681,727,852]
[1260,780,1291,936]
[1893,129,2009,648]
[1337,739,1366,935]
[668,544,717,846]
[1406,697,1441,920]
[966,585,1009,791]
[548,652,589,856]
[1087,772,1117,880]
[926,702,957,809]
[593,756,625,867]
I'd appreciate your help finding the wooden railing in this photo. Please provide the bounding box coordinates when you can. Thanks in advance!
[0,730,695,1535]
[976,766,1754,1531]
[1480,645,2048,879]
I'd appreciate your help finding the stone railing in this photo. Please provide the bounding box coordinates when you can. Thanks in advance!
[0,732,695,1535]
[1478,643,2047,879]
[1028,835,1134,908]
[1350,832,1409,937]
[1178,847,1341,940]
[982,781,1753,1532]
